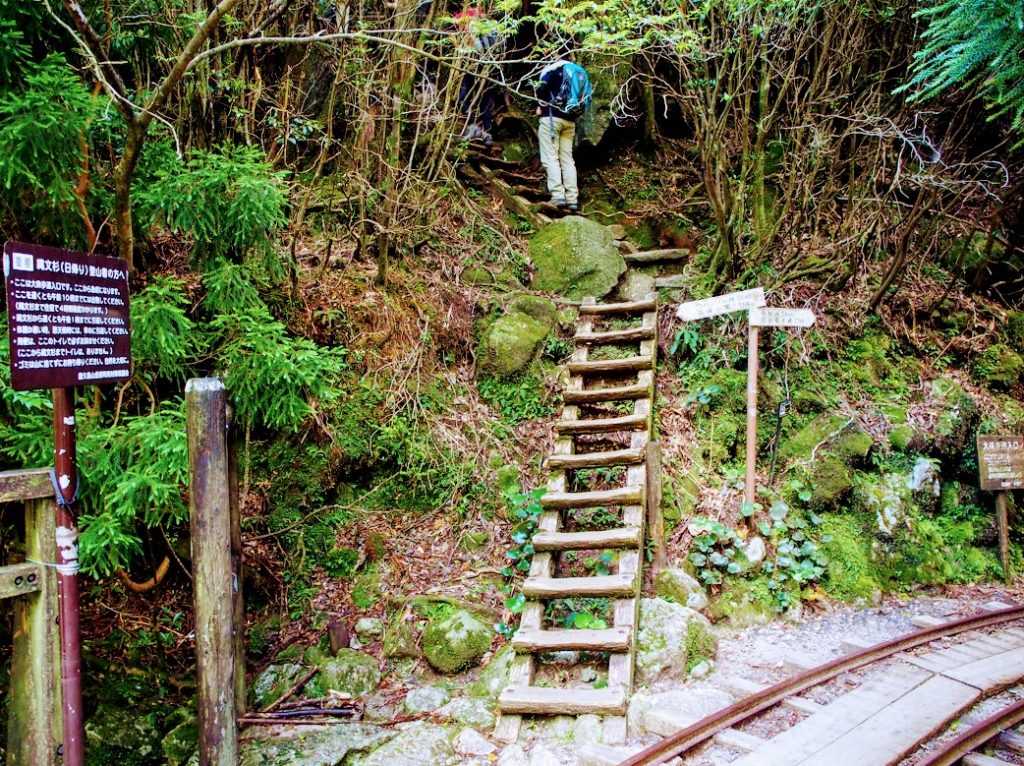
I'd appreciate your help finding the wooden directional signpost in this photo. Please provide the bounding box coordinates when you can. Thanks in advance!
[3,241,131,766]
[677,290,815,506]
[977,435,1022,584]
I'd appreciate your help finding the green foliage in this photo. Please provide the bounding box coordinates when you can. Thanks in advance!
[494,487,546,638]
[131,277,198,383]
[211,306,347,431]
[902,0,1024,143]
[0,316,52,468]
[686,518,743,586]
[136,144,288,272]
[0,54,97,244]
[78,403,189,577]
[479,376,554,424]
[544,597,610,630]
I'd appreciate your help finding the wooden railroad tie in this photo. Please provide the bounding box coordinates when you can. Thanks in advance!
[495,292,659,744]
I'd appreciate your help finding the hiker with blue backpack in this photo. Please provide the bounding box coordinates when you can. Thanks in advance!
[535,58,592,212]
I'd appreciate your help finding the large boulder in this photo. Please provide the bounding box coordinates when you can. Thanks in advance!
[238,723,393,766]
[162,708,198,766]
[352,721,457,766]
[317,649,381,697]
[476,312,550,379]
[635,598,716,685]
[252,662,304,709]
[653,567,708,611]
[422,608,493,674]
[529,217,626,300]
[467,644,516,699]
[854,456,941,535]
[780,415,873,508]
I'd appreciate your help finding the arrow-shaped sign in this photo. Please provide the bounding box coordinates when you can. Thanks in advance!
[676,287,766,322]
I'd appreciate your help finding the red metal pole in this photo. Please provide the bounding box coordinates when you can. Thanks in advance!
[53,386,85,766]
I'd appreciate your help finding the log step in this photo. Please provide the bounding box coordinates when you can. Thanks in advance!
[547,447,645,470]
[574,326,656,344]
[499,686,627,715]
[532,527,642,551]
[523,572,635,598]
[541,486,643,510]
[622,248,691,264]
[555,414,647,435]
[562,384,650,405]
[578,298,656,315]
[567,356,654,374]
[512,626,631,653]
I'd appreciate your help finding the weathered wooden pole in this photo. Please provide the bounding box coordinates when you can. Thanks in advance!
[744,325,760,506]
[3,469,63,766]
[186,378,238,766]
[996,491,1011,585]
[646,441,666,575]
[52,387,85,766]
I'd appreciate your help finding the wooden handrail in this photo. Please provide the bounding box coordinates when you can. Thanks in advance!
[0,468,53,503]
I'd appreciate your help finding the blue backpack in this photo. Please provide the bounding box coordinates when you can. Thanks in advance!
[551,62,592,118]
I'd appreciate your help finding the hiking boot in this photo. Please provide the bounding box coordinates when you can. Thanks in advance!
[481,131,494,147]
[549,196,567,207]
[461,123,481,141]
[566,203,579,212]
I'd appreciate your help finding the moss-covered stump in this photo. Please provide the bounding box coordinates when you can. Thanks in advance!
[316,649,381,697]
[466,644,516,699]
[476,312,550,380]
[84,703,163,765]
[529,216,626,300]
[635,598,716,684]
[238,723,393,766]
[350,722,457,766]
[422,609,492,673]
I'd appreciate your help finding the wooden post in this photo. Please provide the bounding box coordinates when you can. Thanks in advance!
[744,325,760,506]
[226,407,246,715]
[996,491,1011,585]
[646,441,666,575]
[6,478,63,766]
[186,378,238,766]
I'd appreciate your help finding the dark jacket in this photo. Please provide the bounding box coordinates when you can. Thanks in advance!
[536,61,576,122]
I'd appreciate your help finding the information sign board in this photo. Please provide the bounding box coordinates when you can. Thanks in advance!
[4,241,131,390]
[977,435,1024,491]
[676,287,765,322]
[748,307,816,328]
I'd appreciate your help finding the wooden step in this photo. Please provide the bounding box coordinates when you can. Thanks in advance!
[499,686,627,715]
[541,486,643,510]
[533,527,642,551]
[562,383,650,405]
[963,755,1012,766]
[547,446,645,470]
[622,247,691,264]
[523,573,635,598]
[574,326,656,344]
[555,413,647,435]
[567,356,654,374]
[578,298,656,315]
[512,626,631,652]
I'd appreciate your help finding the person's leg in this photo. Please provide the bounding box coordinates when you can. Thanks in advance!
[557,118,579,206]
[538,117,565,203]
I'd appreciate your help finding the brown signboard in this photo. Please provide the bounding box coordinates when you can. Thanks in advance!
[4,241,131,390]
[977,435,1024,491]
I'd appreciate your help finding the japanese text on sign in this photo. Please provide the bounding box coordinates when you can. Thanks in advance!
[676,288,766,322]
[748,307,816,328]
[977,435,1024,491]
[4,241,131,390]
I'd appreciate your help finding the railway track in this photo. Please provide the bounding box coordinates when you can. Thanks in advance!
[598,603,1024,766]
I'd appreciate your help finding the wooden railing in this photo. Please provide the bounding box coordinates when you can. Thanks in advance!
[1,469,62,765]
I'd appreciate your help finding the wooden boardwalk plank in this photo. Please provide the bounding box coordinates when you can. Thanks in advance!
[942,647,1024,692]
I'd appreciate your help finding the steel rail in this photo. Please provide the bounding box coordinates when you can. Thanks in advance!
[915,696,1024,766]
[618,604,1024,766]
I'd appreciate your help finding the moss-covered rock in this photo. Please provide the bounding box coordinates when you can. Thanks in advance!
[576,54,630,147]
[854,456,942,535]
[466,644,516,699]
[707,577,776,628]
[238,723,393,766]
[460,266,494,286]
[781,415,872,507]
[654,567,709,611]
[975,343,1024,389]
[507,294,558,327]
[529,216,626,300]
[439,697,497,729]
[889,425,916,452]
[635,598,716,684]
[317,649,381,697]
[85,703,163,765]
[403,686,451,714]
[929,377,981,461]
[617,270,657,302]
[351,721,457,766]
[252,663,304,709]
[162,708,198,766]
[383,609,422,660]
[476,312,550,379]
[422,609,492,674]
[820,515,882,602]
[501,141,532,163]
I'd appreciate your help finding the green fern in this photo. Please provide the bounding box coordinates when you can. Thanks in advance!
[131,277,201,384]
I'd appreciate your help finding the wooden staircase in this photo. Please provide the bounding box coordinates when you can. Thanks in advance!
[495,293,659,743]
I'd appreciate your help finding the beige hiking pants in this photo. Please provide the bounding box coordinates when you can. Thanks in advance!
[538,116,578,205]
